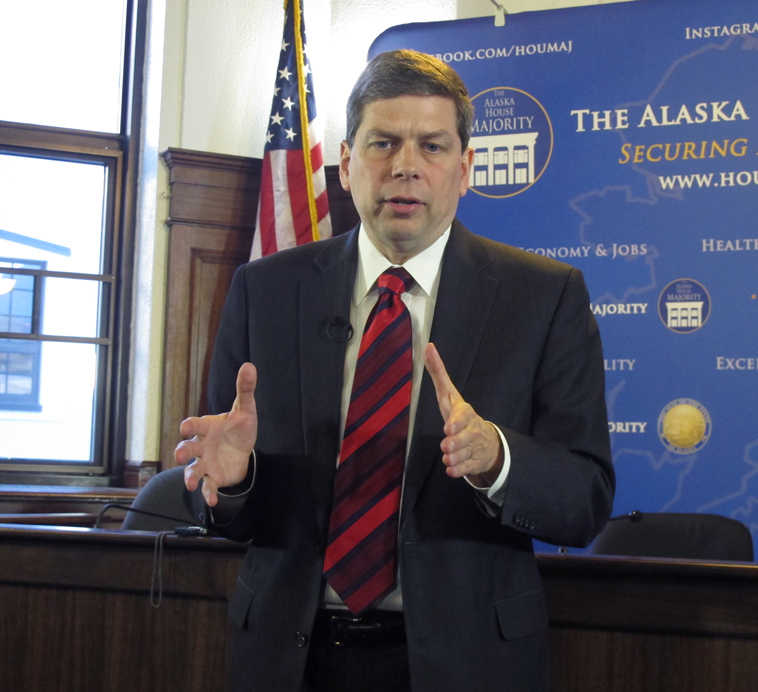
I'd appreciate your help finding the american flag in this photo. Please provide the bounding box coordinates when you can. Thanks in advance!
[250,0,331,259]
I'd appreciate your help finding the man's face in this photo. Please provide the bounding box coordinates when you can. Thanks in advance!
[339,95,473,264]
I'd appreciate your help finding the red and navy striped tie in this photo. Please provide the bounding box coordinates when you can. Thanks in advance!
[322,267,413,614]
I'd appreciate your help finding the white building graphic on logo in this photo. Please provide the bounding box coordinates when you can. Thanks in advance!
[664,301,705,329]
[469,132,540,188]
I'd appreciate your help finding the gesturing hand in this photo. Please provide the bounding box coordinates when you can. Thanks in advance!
[175,362,258,507]
[423,343,503,485]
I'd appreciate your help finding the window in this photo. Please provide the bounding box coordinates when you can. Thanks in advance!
[0,1,128,132]
[0,259,45,411]
[473,148,489,187]
[0,0,145,481]
[493,147,508,186]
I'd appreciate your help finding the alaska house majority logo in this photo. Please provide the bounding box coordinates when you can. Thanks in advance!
[657,278,711,334]
[469,87,553,198]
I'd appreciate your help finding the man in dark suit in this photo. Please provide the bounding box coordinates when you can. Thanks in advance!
[176,49,614,692]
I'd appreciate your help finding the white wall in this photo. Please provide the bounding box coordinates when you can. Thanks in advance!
[126,0,633,467]
[177,0,629,163]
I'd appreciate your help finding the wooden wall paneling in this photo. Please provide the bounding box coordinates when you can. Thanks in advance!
[163,148,261,228]
[541,554,758,692]
[160,223,249,472]
[158,149,259,477]
[1,584,229,692]
[550,628,758,692]
[0,525,242,692]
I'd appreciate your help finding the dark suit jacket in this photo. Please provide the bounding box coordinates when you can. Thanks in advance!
[208,220,614,692]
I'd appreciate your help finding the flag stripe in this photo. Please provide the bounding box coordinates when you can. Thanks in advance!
[271,150,296,252]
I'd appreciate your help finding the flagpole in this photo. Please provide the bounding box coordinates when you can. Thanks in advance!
[291,0,321,243]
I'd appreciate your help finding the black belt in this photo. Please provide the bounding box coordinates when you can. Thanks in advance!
[313,609,406,648]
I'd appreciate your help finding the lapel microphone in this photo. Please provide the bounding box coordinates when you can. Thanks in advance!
[322,316,353,343]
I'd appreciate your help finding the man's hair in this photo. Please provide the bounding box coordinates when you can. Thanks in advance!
[345,49,474,149]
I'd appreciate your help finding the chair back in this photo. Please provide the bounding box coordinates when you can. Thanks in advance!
[121,466,205,530]
[590,511,754,561]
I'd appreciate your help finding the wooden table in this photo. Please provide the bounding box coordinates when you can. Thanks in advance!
[1,525,756,691]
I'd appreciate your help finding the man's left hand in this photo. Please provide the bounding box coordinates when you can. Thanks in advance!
[424,342,504,486]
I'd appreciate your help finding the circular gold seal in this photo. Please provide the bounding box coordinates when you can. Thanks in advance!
[657,398,711,454]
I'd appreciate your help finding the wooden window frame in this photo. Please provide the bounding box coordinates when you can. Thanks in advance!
[0,0,146,486]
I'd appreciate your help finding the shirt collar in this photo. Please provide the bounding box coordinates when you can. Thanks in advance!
[354,225,450,304]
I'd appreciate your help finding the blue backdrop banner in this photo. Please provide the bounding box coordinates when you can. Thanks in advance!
[369,0,758,552]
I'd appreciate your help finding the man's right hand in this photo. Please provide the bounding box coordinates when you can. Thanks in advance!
[175,362,258,507]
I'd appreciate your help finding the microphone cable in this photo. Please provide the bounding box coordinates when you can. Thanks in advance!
[95,502,209,608]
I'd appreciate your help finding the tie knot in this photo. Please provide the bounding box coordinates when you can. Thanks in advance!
[377,267,413,295]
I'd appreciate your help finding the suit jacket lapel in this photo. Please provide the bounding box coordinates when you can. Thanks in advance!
[401,221,500,526]
[298,230,358,535]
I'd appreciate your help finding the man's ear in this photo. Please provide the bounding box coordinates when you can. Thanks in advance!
[459,146,474,197]
[338,141,351,192]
